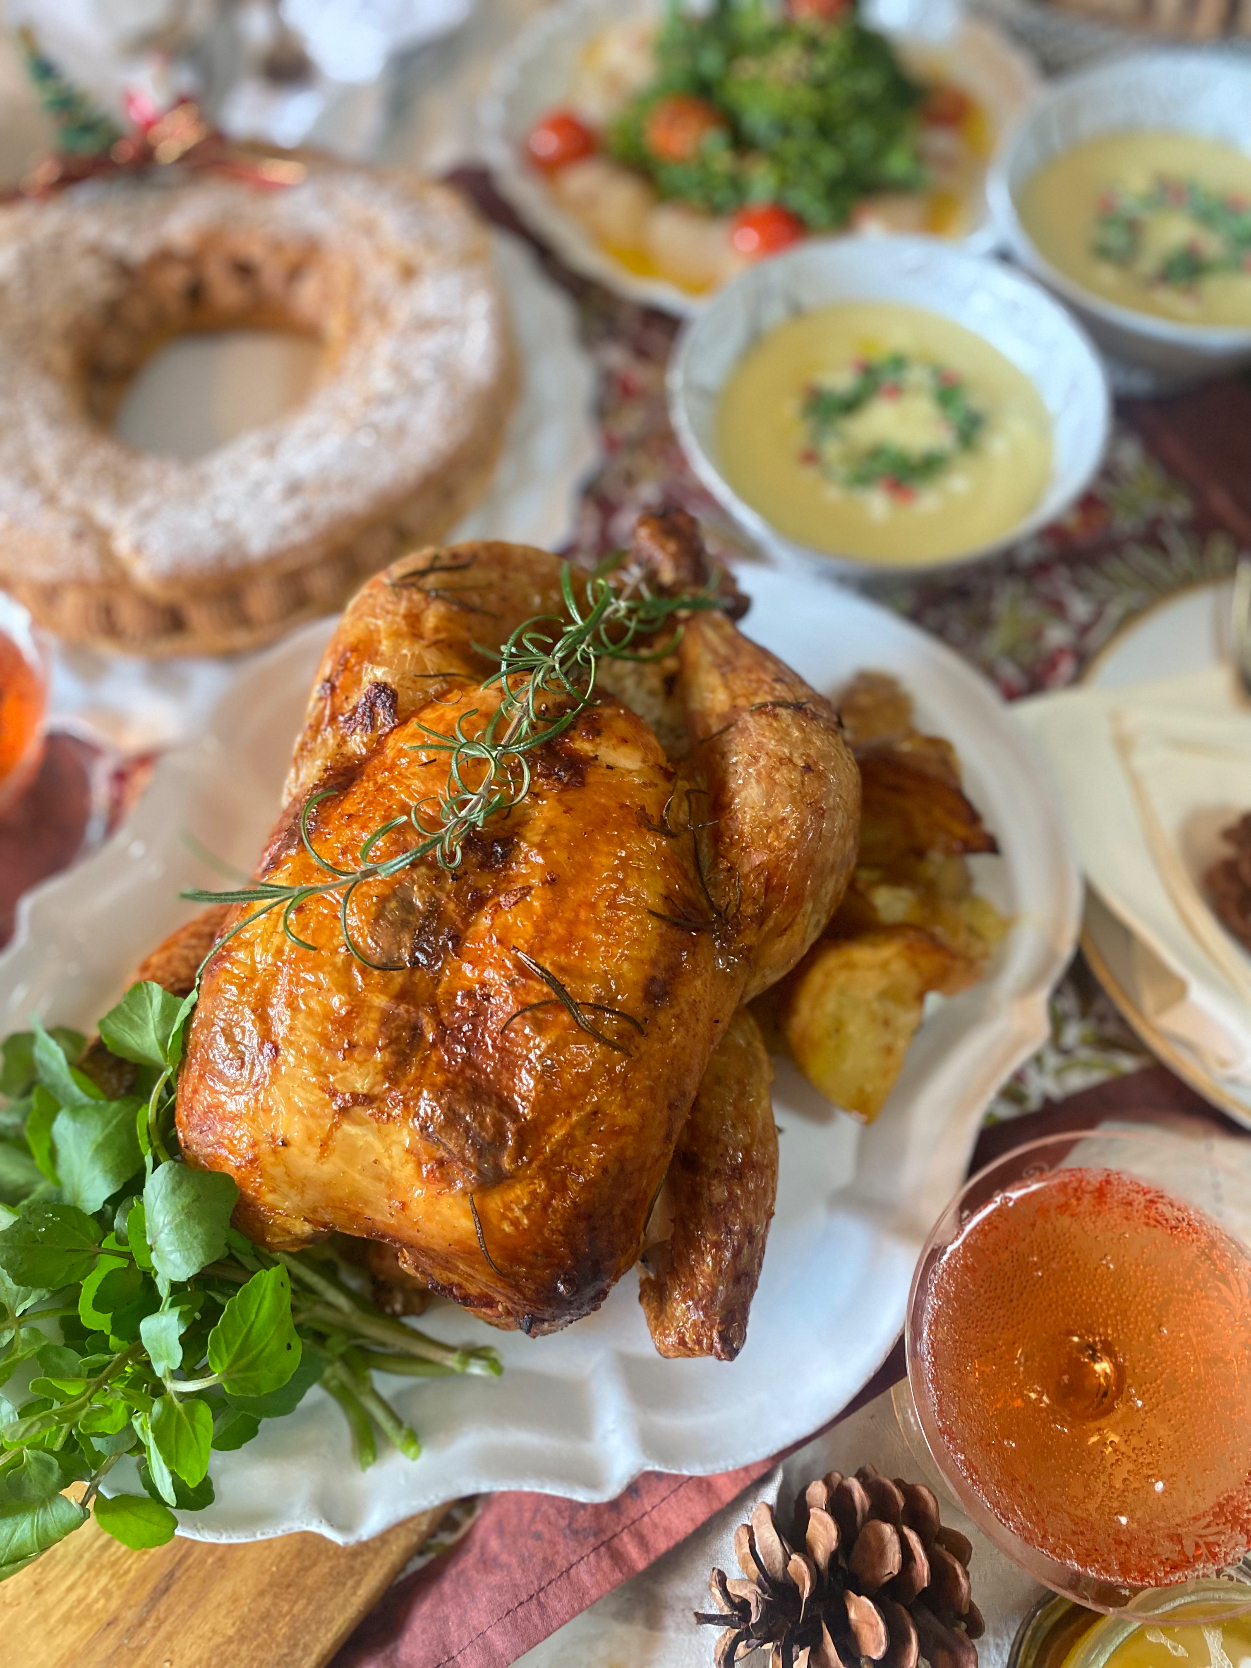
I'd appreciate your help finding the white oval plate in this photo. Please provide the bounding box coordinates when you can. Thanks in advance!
[0,568,1079,1543]
[480,0,1039,316]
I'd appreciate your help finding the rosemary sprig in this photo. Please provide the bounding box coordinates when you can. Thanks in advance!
[389,553,499,616]
[500,952,646,1056]
[468,1194,502,1277]
[184,563,722,969]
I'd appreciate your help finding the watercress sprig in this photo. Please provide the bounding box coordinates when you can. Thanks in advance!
[0,981,499,1578]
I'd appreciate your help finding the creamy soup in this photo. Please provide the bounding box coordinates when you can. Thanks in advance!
[1019,131,1251,328]
[715,302,1052,565]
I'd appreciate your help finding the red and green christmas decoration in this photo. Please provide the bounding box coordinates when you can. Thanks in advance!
[799,353,985,501]
[1092,175,1251,291]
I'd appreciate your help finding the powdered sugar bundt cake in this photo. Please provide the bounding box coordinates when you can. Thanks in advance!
[0,166,515,655]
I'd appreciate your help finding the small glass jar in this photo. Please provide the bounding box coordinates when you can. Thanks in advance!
[1010,1584,1251,1668]
[1008,1595,1102,1668]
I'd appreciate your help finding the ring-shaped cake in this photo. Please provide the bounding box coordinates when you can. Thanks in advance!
[0,166,515,655]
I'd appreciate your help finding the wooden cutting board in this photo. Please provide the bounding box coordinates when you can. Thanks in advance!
[1,1501,446,1668]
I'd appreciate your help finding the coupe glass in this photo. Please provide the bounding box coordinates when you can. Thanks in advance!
[894,1130,1251,1620]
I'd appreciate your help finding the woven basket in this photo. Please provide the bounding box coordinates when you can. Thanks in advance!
[1040,0,1251,38]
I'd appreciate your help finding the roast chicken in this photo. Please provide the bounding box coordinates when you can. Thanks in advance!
[169,514,860,1358]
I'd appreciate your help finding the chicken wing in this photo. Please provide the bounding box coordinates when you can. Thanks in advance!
[678,608,861,999]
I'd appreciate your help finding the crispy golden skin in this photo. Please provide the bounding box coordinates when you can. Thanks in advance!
[639,1007,776,1361]
[176,530,859,1344]
[679,610,861,1000]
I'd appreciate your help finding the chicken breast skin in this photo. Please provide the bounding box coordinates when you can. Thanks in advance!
[639,1006,776,1361]
[176,533,860,1340]
[179,683,721,1331]
[284,541,571,810]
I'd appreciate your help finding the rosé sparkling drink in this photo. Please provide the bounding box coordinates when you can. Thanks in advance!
[914,1165,1251,1591]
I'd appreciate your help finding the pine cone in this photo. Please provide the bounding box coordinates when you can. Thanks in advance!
[695,1463,984,1668]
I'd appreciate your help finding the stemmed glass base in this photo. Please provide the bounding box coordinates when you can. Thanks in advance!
[890,1377,961,1511]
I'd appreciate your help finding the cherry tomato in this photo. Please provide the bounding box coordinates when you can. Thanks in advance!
[526,109,596,174]
[643,95,728,164]
[730,203,806,259]
[786,0,852,19]
[922,84,974,128]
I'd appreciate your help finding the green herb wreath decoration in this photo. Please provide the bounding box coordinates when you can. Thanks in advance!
[799,352,985,497]
[1092,176,1251,291]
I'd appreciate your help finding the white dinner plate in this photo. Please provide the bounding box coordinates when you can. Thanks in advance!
[1080,578,1251,1129]
[480,0,1039,316]
[0,567,1080,1543]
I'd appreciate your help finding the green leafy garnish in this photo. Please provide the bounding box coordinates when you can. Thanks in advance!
[0,1451,88,1578]
[91,1491,176,1550]
[0,985,502,1577]
[0,1201,100,1289]
[206,1267,300,1398]
[0,1029,84,1100]
[150,1394,213,1488]
[98,984,191,1072]
[800,352,985,497]
[53,1099,144,1214]
[142,1164,235,1285]
[606,0,923,231]
[1092,175,1251,292]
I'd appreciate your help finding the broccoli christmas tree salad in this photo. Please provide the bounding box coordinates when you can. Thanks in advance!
[524,0,993,295]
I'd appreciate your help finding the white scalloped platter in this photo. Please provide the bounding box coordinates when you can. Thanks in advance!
[0,568,1079,1543]
[480,0,1039,316]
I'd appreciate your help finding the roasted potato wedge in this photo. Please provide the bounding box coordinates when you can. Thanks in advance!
[830,860,1007,986]
[773,669,1008,1122]
[836,669,915,748]
[767,927,967,1121]
[856,745,998,867]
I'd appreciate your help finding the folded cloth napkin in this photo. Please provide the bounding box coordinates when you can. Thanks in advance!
[330,1462,777,1668]
[1016,665,1251,1083]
